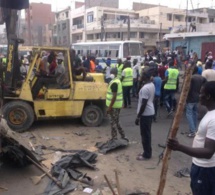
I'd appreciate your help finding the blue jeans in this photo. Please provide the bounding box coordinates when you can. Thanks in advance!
[164,89,176,112]
[190,163,215,195]
[186,103,198,133]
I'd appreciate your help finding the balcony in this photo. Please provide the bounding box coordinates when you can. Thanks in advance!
[71,24,84,33]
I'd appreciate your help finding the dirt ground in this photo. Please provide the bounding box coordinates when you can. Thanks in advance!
[0,97,194,195]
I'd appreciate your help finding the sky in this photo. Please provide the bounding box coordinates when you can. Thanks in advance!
[29,0,214,11]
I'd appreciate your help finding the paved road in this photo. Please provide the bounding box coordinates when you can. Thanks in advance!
[0,97,194,195]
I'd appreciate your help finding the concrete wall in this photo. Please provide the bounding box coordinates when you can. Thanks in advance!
[133,2,158,11]
[54,19,70,47]
[170,36,215,59]
[85,0,118,9]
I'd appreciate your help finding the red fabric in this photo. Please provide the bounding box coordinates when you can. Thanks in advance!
[158,66,167,80]
[49,57,57,74]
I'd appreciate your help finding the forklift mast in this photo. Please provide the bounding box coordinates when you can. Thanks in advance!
[0,0,29,92]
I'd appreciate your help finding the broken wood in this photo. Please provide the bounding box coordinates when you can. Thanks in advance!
[114,170,121,195]
[30,172,47,185]
[157,62,196,195]
[29,141,35,152]
[26,156,62,189]
[104,175,116,195]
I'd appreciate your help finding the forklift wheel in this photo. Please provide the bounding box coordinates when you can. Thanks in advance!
[81,105,103,127]
[2,101,34,133]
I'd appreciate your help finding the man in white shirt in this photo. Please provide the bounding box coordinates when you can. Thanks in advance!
[135,68,155,160]
[202,61,215,82]
[168,81,215,195]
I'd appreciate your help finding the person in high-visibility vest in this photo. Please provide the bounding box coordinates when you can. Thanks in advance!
[164,60,179,116]
[106,68,127,141]
[121,61,133,108]
[116,58,123,79]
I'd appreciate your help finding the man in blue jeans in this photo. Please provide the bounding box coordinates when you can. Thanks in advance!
[164,61,179,116]
[186,66,206,137]
[168,81,215,195]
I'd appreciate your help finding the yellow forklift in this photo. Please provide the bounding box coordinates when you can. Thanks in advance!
[2,45,107,132]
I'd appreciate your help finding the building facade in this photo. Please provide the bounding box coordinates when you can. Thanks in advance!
[25,2,55,46]
[53,7,71,47]
[70,5,170,50]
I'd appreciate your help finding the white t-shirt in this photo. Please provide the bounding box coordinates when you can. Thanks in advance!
[133,64,140,79]
[202,69,215,81]
[105,66,111,79]
[137,82,155,116]
[192,110,215,167]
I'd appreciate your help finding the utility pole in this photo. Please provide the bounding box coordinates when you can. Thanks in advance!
[159,22,162,52]
[186,0,189,32]
[100,15,105,41]
[127,15,130,40]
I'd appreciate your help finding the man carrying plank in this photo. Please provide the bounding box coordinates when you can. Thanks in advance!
[168,81,215,195]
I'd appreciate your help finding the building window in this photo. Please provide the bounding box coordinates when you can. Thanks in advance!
[66,11,69,18]
[63,36,67,44]
[174,15,181,21]
[209,18,214,23]
[59,37,61,45]
[140,32,144,38]
[96,33,101,39]
[58,24,61,31]
[62,23,66,30]
[56,13,59,19]
[167,14,172,21]
[87,12,94,23]
[130,32,137,38]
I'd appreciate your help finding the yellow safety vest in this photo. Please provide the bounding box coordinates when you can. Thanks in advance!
[164,68,179,90]
[117,63,124,79]
[106,78,123,108]
[110,64,116,69]
[122,67,133,87]
[2,58,6,64]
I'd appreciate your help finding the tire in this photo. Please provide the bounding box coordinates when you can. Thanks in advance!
[2,101,35,133]
[81,105,103,127]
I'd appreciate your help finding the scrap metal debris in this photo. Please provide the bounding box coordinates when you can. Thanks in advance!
[95,139,129,154]
[0,118,41,166]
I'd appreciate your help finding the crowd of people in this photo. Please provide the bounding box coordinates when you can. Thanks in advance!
[105,48,215,195]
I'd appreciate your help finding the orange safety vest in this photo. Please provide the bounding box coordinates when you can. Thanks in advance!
[90,60,96,73]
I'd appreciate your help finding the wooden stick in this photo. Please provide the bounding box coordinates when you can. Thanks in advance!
[114,170,121,195]
[104,175,116,195]
[26,156,63,189]
[157,62,196,195]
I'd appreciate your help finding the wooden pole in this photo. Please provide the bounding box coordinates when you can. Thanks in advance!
[114,170,121,195]
[104,175,116,195]
[157,62,196,195]
[26,156,63,189]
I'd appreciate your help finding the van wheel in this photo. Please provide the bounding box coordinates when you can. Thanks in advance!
[2,101,34,133]
[82,105,103,127]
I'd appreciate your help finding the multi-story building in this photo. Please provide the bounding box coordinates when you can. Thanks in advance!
[137,6,209,32]
[25,2,55,46]
[70,5,170,50]
[53,7,71,47]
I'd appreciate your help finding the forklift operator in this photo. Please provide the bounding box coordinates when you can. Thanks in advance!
[32,53,66,99]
